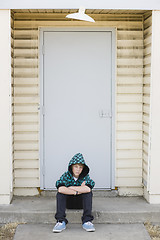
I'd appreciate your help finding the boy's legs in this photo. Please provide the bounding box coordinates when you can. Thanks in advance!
[55,192,68,224]
[81,191,94,224]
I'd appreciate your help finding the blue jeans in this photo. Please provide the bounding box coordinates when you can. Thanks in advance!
[55,191,94,224]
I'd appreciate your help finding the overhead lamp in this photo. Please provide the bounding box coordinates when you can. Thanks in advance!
[66,7,95,23]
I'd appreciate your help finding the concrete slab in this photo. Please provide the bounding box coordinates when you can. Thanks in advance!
[13,223,151,240]
[1,196,160,224]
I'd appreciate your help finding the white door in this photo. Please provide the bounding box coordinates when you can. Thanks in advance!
[41,30,112,189]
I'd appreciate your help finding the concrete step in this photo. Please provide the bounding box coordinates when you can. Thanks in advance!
[41,190,118,197]
[1,196,160,224]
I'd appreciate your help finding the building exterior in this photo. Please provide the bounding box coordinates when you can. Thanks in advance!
[1,0,160,204]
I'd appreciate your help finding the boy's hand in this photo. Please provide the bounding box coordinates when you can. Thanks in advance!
[81,181,86,186]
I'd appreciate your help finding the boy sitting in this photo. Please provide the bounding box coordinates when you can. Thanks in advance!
[53,153,95,233]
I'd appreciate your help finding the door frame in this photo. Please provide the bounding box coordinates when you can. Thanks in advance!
[39,27,116,190]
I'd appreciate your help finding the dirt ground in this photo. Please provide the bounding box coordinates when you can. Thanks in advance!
[145,222,160,240]
[0,223,19,240]
[0,222,160,239]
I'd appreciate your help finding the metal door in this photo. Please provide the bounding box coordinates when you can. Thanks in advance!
[41,30,113,189]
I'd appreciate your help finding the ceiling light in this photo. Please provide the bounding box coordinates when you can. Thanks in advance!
[66,7,95,23]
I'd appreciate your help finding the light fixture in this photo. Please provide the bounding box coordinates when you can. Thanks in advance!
[66,7,95,23]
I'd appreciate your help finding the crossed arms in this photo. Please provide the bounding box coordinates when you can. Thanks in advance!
[58,181,91,195]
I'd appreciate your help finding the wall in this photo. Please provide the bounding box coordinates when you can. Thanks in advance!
[142,13,152,189]
[0,10,13,204]
[12,10,144,195]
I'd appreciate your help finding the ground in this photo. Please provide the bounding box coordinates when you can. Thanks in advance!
[145,222,160,240]
[0,223,19,240]
[0,222,160,239]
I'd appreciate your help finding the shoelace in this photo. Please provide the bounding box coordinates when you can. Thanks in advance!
[85,222,93,226]
[55,222,63,227]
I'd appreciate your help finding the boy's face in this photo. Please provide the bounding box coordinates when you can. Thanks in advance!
[72,164,84,178]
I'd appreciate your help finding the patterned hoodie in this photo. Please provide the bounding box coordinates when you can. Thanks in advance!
[56,153,95,189]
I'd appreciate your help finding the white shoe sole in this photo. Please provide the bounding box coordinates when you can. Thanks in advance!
[83,227,95,232]
[53,227,66,233]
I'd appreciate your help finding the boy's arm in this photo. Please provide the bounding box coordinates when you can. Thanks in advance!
[58,186,77,195]
[68,182,91,194]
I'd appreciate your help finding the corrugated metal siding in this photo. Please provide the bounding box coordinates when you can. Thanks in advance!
[12,11,145,195]
[142,13,152,187]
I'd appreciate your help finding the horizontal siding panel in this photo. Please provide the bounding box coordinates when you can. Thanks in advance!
[117,159,142,168]
[143,76,150,84]
[117,76,142,84]
[14,68,38,76]
[117,40,143,47]
[14,178,39,187]
[143,104,150,114]
[144,45,151,56]
[14,30,38,39]
[144,25,152,37]
[117,122,142,131]
[14,188,39,196]
[144,56,151,66]
[143,114,149,124]
[117,31,143,40]
[14,49,38,58]
[117,103,142,112]
[14,86,38,94]
[143,142,149,154]
[143,86,150,94]
[14,96,39,104]
[14,59,38,68]
[14,151,39,160]
[14,124,39,131]
[117,113,142,121]
[144,36,152,46]
[117,68,143,75]
[117,58,143,66]
[14,142,38,150]
[117,131,142,140]
[14,114,38,122]
[143,151,148,164]
[14,20,143,28]
[14,39,38,48]
[117,169,142,177]
[117,94,142,103]
[144,66,151,75]
[143,123,149,134]
[117,150,142,159]
[14,159,39,168]
[116,178,142,187]
[14,105,38,113]
[15,169,39,178]
[143,95,150,104]
[117,49,143,57]
[14,133,38,141]
[117,86,142,94]
[117,140,142,149]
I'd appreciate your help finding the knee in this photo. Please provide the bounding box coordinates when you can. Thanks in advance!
[82,191,92,198]
[56,192,66,199]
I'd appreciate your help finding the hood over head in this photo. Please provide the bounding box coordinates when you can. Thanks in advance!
[68,153,89,179]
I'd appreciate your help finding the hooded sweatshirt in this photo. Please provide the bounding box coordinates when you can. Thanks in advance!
[55,153,95,190]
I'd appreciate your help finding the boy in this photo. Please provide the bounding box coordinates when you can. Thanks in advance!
[53,153,95,233]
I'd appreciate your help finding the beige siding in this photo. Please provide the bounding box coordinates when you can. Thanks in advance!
[12,11,145,195]
[142,13,152,187]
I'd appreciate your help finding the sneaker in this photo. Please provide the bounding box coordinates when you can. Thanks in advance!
[53,221,66,233]
[82,221,95,232]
